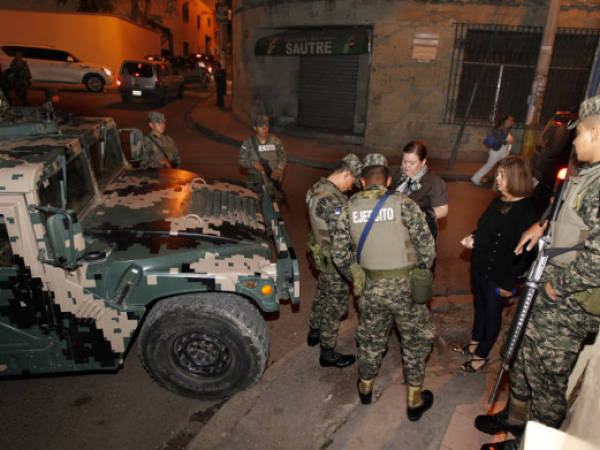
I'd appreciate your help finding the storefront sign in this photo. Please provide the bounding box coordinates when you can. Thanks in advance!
[256,29,370,56]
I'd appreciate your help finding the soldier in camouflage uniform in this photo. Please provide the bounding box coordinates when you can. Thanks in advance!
[306,153,363,368]
[476,95,600,450]
[238,115,287,198]
[331,153,436,421]
[141,111,181,169]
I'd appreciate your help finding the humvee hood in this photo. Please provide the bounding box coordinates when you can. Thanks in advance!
[83,169,270,248]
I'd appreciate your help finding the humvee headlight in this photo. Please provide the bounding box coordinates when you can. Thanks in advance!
[245,281,256,288]
[261,285,273,296]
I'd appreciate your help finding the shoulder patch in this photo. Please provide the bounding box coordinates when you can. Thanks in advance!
[334,207,341,216]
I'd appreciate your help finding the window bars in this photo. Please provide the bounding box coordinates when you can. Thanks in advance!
[444,23,600,128]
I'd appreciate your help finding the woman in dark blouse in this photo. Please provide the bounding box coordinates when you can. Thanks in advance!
[458,156,537,372]
[394,141,448,239]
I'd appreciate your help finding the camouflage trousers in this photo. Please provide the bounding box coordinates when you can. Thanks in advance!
[509,289,600,428]
[308,270,349,349]
[356,276,434,385]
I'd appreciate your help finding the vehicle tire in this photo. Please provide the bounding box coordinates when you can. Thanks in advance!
[177,84,184,99]
[84,74,105,92]
[138,293,269,399]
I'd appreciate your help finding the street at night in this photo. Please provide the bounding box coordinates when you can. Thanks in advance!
[2,1,600,449]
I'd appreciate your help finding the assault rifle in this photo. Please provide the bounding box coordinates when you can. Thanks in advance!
[488,168,570,405]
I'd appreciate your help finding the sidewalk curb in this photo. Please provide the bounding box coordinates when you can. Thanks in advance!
[189,103,478,179]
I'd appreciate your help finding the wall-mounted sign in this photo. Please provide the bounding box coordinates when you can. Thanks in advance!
[255,29,370,56]
[412,33,440,62]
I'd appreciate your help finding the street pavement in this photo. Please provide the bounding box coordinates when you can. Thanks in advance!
[184,94,519,450]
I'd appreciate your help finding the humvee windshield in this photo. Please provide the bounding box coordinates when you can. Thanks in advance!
[38,152,96,215]
[87,127,124,190]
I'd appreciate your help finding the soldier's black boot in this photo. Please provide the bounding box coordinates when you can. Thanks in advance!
[357,378,374,405]
[406,385,434,422]
[475,395,527,438]
[319,347,356,368]
[307,328,320,347]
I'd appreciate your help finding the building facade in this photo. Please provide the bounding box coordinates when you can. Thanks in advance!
[1,0,218,58]
[232,0,600,160]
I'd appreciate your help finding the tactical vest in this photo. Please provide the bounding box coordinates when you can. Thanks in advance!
[550,165,600,267]
[307,179,346,246]
[253,136,280,169]
[348,190,417,270]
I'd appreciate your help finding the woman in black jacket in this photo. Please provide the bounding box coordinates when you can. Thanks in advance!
[458,156,537,372]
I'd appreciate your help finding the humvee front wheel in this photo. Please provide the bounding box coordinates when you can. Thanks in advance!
[139,293,268,399]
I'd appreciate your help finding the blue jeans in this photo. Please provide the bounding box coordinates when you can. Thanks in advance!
[471,267,505,359]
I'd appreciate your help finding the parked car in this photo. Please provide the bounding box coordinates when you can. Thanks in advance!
[117,60,184,105]
[531,110,578,214]
[0,44,113,92]
[169,56,209,85]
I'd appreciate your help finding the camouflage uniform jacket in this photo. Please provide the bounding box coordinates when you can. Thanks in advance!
[141,133,181,169]
[306,177,347,247]
[545,162,600,302]
[239,134,287,183]
[332,184,435,280]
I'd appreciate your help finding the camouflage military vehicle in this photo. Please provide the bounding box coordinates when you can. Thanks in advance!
[0,107,299,399]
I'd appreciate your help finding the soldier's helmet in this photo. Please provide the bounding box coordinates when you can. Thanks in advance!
[362,153,388,169]
[568,94,600,129]
[148,111,166,123]
[253,115,270,127]
[341,153,363,187]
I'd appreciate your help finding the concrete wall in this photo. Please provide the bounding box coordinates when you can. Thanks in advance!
[0,9,162,80]
[232,0,600,160]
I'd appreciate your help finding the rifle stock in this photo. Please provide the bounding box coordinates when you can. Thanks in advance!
[488,177,568,406]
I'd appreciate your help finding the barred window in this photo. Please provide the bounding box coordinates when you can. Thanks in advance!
[444,24,600,128]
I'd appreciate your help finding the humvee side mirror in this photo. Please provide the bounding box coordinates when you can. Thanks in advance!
[119,128,144,163]
[31,206,85,270]
[46,211,82,270]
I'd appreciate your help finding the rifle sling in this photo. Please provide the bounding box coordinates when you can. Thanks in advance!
[147,134,172,163]
[356,190,392,265]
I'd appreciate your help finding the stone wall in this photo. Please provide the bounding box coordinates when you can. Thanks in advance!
[232,0,600,160]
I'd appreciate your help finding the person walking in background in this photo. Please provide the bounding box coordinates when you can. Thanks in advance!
[332,153,436,420]
[393,140,448,239]
[472,115,514,186]
[9,51,31,106]
[305,153,363,368]
[141,111,181,169]
[458,156,537,372]
[214,61,226,108]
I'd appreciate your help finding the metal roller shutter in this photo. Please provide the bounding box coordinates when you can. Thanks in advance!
[298,55,359,132]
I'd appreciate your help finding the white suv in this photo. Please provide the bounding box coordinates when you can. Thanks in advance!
[0,45,114,92]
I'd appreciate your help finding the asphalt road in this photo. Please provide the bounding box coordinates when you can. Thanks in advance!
[0,85,496,450]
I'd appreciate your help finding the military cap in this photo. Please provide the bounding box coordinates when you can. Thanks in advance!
[568,94,600,129]
[341,153,363,178]
[148,111,166,123]
[341,153,363,188]
[362,153,388,169]
[253,114,270,127]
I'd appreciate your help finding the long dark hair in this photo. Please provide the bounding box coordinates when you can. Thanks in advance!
[494,114,514,129]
